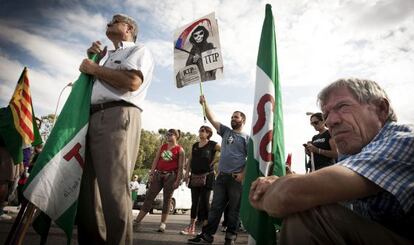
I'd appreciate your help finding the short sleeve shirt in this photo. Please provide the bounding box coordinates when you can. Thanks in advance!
[91,41,154,110]
[217,124,249,173]
[338,122,414,239]
[156,144,182,172]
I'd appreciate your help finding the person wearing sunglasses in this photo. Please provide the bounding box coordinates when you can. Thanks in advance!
[304,112,338,172]
[134,129,185,233]
[181,126,221,235]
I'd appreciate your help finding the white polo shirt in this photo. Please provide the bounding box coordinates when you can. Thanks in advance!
[91,41,154,111]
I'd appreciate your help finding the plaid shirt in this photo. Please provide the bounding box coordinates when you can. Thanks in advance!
[338,122,414,239]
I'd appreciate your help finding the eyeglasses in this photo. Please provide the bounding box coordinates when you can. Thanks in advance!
[310,120,320,126]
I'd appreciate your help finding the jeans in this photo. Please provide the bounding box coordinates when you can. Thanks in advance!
[202,173,242,240]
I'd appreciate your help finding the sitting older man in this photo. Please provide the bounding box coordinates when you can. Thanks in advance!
[249,78,413,244]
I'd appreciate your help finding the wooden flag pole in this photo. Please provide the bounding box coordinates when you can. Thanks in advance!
[5,200,28,245]
[16,203,36,245]
[199,80,207,123]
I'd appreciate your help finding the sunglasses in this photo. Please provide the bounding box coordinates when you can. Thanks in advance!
[310,120,320,126]
[199,129,206,132]
[166,132,175,136]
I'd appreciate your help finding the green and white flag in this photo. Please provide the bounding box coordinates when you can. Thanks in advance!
[240,4,285,245]
[23,56,96,242]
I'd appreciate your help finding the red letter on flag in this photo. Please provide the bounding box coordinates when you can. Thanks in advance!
[63,143,85,169]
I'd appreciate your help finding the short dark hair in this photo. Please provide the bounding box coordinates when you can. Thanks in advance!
[233,111,246,123]
[310,112,323,122]
[199,125,213,139]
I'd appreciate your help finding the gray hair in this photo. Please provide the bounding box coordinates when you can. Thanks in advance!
[317,78,397,122]
[113,13,138,42]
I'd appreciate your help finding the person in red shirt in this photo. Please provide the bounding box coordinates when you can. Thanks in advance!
[134,129,185,232]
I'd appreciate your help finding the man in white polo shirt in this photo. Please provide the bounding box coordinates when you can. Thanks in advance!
[77,13,154,245]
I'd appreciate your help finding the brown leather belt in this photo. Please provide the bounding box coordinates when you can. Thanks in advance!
[90,101,136,115]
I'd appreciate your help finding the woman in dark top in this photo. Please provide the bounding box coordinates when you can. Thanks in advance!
[181,126,220,235]
[305,112,338,172]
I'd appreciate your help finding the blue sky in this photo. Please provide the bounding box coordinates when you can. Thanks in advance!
[1,0,413,173]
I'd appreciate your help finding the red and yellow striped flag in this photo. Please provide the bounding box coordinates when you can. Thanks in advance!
[9,67,35,145]
[0,67,42,164]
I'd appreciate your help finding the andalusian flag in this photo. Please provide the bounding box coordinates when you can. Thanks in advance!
[240,4,285,245]
[24,56,96,243]
[0,67,42,164]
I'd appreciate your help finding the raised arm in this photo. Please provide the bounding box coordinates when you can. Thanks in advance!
[199,95,220,131]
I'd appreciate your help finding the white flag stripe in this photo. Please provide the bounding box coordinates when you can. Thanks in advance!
[251,66,275,176]
[24,124,88,219]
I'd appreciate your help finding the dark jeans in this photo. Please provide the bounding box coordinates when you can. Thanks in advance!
[202,173,242,240]
[191,186,211,221]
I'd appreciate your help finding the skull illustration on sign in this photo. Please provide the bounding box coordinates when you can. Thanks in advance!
[193,29,204,43]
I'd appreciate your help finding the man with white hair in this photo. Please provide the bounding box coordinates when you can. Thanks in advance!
[77,13,154,245]
[249,78,413,244]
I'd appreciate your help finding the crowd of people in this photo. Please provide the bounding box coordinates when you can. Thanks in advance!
[1,12,413,245]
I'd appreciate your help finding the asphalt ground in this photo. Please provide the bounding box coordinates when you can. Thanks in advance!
[0,206,249,244]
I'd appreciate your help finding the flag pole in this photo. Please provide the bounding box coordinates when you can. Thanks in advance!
[305,150,309,173]
[16,203,36,245]
[310,152,315,172]
[199,80,207,123]
[5,200,28,244]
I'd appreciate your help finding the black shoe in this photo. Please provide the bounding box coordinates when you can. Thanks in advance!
[188,233,213,244]
[224,238,235,245]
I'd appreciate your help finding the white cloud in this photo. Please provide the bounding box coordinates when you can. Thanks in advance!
[145,39,173,68]
[0,21,83,78]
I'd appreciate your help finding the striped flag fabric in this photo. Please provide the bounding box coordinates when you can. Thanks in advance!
[23,56,96,242]
[0,67,42,164]
[240,4,285,244]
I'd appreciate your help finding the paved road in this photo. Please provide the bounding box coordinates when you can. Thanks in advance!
[0,207,249,244]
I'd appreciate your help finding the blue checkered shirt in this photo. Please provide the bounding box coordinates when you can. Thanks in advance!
[338,122,414,239]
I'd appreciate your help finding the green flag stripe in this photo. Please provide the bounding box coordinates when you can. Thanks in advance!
[257,5,278,84]
[240,4,285,245]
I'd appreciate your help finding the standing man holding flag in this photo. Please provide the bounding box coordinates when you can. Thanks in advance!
[240,4,285,245]
[188,95,249,245]
[78,13,154,245]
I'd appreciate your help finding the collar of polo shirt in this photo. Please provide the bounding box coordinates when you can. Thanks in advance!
[116,41,136,50]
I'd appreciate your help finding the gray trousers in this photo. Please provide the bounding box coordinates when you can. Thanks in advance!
[280,204,413,245]
[77,106,141,245]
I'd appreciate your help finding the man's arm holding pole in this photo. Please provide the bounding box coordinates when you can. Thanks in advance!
[199,95,220,131]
